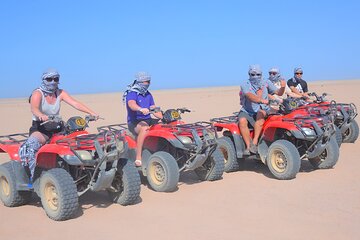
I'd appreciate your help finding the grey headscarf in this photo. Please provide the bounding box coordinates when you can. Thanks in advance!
[293,67,303,82]
[122,72,151,103]
[248,64,263,91]
[39,68,60,95]
[268,67,282,83]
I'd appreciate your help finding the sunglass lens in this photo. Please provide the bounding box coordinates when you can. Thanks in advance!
[46,77,59,82]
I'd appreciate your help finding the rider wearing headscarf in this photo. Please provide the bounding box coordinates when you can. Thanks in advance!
[124,72,162,166]
[239,65,285,155]
[19,68,98,185]
[287,67,309,97]
[268,67,301,101]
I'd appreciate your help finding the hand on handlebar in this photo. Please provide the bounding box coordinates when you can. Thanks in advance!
[39,115,49,122]
[260,99,269,105]
[139,108,150,115]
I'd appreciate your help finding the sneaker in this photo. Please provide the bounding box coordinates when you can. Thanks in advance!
[249,142,258,154]
[243,149,250,156]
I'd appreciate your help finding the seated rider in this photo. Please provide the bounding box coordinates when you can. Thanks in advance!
[239,65,286,155]
[267,67,302,103]
[123,72,163,167]
[287,67,309,98]
[19,68,99,184]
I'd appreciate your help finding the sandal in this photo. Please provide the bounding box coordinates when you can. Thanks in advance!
[134,159,142,167]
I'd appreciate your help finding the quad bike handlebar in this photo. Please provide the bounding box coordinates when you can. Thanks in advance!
[40,115,102,126]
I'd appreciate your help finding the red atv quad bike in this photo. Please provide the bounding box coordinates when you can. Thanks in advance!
[0,115,140,221]
[210,99,339,179]
[98,108,224,192]
[297,92,358,144]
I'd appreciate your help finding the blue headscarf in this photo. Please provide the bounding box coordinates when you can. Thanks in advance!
[122,72,151,103]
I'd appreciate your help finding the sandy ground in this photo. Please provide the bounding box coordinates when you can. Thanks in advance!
[0,80,359,240]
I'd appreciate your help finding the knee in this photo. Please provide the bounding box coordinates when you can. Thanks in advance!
[239,118,248,127]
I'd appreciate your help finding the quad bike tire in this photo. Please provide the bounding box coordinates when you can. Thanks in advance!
[107,159,141,205]
[194,147,225,181]
[266,140,301,180]
[334,126,342,147]
[217,136,240,173]
[309,136,339,169]
[146,151,179,192]
[39,168,79,221]
[0,163,32,207]
[343,120,359,143]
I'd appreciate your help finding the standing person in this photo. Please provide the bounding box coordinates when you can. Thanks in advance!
[287,67,309,98]
[268,67,302,103]
[19,68,99,184]
[123,72,162,166]
[239,65,286,155]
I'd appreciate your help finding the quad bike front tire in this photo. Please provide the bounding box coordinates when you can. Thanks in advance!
[309,136,339,169]
[146,151,179,192]
[217,136,239,173]
[266,140,301,180]
[107,159,141,205]
[39,168,78,221]
[0,163,32,207]
[343,120,359,143]
[194,147,224,181]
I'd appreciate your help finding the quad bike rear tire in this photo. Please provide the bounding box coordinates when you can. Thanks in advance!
[217,136,239,173]
[266,140,301,180]
[309,136,339,169]
[194,147,224,181]
[39,168,78,221]
[334,126,342,147]
[107,159,141,205]
[343,120,359,143]
[146,151,179,192]
[0,163,32,207]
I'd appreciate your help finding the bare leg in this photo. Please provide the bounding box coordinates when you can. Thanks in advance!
[253,110,266,145]
[134,121,150,163]
[239,117,251,150]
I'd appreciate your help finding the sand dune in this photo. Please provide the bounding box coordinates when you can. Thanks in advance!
[0,79,359,240]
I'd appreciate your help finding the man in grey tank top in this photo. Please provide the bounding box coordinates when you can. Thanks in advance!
[19,68,99,186]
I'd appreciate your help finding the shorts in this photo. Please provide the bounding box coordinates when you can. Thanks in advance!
[29,120,59,139]
[238,110,257,128]
[127,118,159,135]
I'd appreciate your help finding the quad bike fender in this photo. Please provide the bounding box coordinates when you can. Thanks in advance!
[213,122,240,135]
[257,140,268,164]
[36,144,74,169]
[223,131,245,158]
[1,161,30,191]
[0,143,22,161]
[144,131,185,150]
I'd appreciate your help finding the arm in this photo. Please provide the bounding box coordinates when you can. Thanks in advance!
[245,92,268,104]
[30,90,48,121]
[150,105,163,119]
[128,100,150,115]
[60,90,99,116]
[274,80,286,96]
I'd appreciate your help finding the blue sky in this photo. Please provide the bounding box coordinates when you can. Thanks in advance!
[1,0,360,98]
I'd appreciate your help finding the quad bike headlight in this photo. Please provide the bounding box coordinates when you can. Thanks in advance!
[336,110,343,119]
[301,127,316,136]
[177,136,193,145]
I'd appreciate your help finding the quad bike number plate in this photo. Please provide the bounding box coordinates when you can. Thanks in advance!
[75,118,86,127]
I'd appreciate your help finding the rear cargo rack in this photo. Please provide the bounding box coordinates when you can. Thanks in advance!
[0,133,29,145]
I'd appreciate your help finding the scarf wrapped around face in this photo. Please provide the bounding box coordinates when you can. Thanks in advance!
[122,72,151,103]
[39,69,60,95]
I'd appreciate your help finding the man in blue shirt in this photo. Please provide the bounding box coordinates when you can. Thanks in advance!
[123,72,163,166]
[239,65,286,155]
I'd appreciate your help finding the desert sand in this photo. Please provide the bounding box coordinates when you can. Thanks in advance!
[0,80,359,240]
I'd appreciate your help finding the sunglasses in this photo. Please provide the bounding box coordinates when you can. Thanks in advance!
[295,72,303,75]
[269,72,278,75]
[45,77,60,82]
[250,73,262,76]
